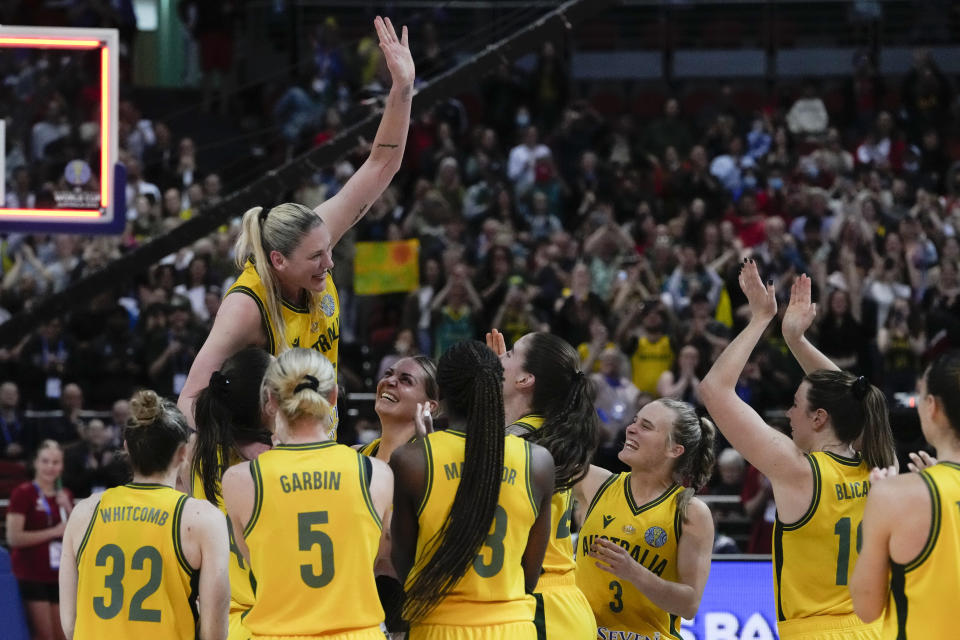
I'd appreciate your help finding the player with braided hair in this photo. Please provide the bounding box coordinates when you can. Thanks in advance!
[390,340,555,640]
[487,329,599,639]
[573,395,715,639]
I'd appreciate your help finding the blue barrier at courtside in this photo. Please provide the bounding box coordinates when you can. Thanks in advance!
[0,547,31,640]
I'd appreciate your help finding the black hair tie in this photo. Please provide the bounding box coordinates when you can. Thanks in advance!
[851,376,870,401]
[258,206,271,224]
[295,375,320,394]
[209,370,230,395]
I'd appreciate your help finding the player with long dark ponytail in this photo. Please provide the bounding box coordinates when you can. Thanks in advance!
[488,329,599,638]
[390,340,555,639]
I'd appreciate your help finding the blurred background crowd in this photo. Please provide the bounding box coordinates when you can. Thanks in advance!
[1,1,959,555]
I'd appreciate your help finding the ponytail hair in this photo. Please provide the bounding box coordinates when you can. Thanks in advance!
[925,350,960,439]
[804,370,895,468]
[235,204,325,353]
[658,397,716,520]
[520,332,598,491]
[261,347,337,427]
[125,390,190,476]
[403,340,505,622]
[192,347,273,505]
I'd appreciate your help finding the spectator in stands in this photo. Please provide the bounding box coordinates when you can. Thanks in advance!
[30,97,70,162]
[6,440,73,640]
[4,166,36,209]
[591,346,640,443]
[38,383,84,446]
[817,288,867,373]
[713,448,745,495]
[507,125,551,195]
[643,97,693,158]
[19,319,72,409]
[656,343,704,406]
[430,264,482,358]
[0,381,27,460]
[144,295,201,398]
[786,82,829,138]
[616,301,674,397]
[663,244,724,312]
[710,136,754,195]
[62,418,126,499]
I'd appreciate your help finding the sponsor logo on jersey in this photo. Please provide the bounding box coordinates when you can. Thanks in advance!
[603,514,615,528]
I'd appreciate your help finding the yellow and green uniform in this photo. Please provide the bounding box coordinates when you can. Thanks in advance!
[191,462,255,640]
[409,430,538,638]
[509,415,595,640]
[882,462,960,640]
[242,441,384,639]
[74,484,199,640]
[773,452,881,639]
[575,473,684,640]
[227,260,341,436]
[629,335,673,395]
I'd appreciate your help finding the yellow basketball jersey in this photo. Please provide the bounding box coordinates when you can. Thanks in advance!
[242,441,383,637]
[508,415,575,579]
[358,438,381,457]
[190,462,255,616]
[74,484,198,640]
[630,335,674,395]
[882,462,960,639]
[227,260,340,369]
[409,430,538,626]
[774,452,872,624]
[575,473,684,639]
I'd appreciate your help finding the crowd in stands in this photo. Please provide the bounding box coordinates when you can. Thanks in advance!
[2,11,960,556]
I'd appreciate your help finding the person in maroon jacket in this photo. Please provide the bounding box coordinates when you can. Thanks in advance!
[5,440,73,640]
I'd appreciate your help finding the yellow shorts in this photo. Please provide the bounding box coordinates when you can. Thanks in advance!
[251,627,385,640]
[228,609,249,640]
[778,614,882,640]
[409,621,535,640]
[533,574,596,640]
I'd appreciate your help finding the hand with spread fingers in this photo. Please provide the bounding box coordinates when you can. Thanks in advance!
[782,274,817,344]
[739,259,777,324]
[907,451,937,473]
[589,537,641,583]
[486,328,507,356]
[374,16,415,89]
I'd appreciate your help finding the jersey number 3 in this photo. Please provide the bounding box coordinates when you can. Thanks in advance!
[474,505,508,578]
[93,544,163,622]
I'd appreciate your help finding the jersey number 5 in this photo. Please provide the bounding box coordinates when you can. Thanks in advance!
[298,511,335,588]
[93,544,163,622]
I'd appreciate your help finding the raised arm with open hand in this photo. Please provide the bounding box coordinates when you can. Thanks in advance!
[782,273,839,374]
[316,16,415,245]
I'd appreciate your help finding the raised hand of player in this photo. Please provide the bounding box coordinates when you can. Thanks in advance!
[414,401,434,439]
[590,537,641,583]
[374,16,415,89]
[907,451,937,473]
[486,328,507,356]
[739,259,777,324]
[782,274,817,343]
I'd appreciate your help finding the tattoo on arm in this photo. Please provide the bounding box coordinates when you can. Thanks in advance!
[376,143,399,149]
[352,204,368,225]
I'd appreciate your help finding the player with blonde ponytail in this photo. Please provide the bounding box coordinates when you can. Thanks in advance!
[573,397,715,639]
[177,16,415,431]
[222,348,393,639]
